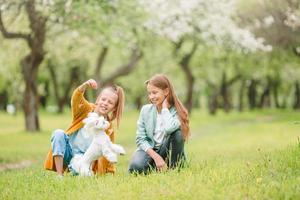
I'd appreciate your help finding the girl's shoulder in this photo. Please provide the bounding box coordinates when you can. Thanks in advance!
[141,104,153,109]
[140,104,155,113]
[140,104,177,116]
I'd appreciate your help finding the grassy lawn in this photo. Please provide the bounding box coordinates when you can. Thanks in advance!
[0,109,299,199]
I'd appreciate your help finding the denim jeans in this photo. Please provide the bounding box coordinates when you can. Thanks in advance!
[128,129,185,174]
[51,129,73,168]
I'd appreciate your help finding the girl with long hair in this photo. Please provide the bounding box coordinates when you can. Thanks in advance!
[128,74,189,174]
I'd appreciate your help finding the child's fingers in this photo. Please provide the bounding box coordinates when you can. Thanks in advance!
[87,79,98,89]
[91,82,98,89]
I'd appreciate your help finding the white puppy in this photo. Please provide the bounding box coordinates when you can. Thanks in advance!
[69,112,125,176]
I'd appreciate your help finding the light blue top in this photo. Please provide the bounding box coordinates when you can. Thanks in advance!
[136,104,180,152]
[69,127,93,155]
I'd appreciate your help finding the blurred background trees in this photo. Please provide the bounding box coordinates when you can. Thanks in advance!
[0,0,299,132]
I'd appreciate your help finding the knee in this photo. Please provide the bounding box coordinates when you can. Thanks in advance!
[128,159,149,174]
[171,130,184,145]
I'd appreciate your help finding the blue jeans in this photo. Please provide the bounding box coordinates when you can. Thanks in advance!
[51,129,73,168]
[128,129,185,174]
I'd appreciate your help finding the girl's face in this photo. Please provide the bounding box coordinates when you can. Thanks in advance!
[147,84,168,107]
[95,89,118,116]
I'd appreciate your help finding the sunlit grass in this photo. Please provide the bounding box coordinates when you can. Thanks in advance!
[0,109,299,199]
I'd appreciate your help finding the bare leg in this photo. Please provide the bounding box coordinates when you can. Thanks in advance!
[54,155,64,176]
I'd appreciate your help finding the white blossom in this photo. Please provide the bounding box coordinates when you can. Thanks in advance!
[263,16,275,27]
[0,3,8,11]
[64,0,73,13]
[139,0,271,52]
[41,0,55,6]
[285,7,300,29]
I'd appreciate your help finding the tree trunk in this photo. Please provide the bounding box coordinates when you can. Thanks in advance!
[220,72,230,112]
[134,95,143,110]
[94,46,109,83]
[39,81,49,109]
[180,63,195,113]
[273,80,281,108]
[0,0,46,132]
[23,1,46,131]
[0,89,8,111]
[208,91,218,115]
[293,81,300,109]
[220,72,240,112]
[21,53,43,131]
[259,78,271,108]
[247,79,257,110]
[58,99,66,113]
[193,91,201,108]
[238,80,246,112]
[48,62,81,113]
[178,42,198,113]
[92,46,109,98]
[206,81,218,115]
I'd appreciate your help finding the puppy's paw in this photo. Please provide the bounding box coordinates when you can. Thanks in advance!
[112,144,126,155]
[104,153,118,163]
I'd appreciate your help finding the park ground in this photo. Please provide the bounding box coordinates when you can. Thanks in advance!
[0,109,299,199]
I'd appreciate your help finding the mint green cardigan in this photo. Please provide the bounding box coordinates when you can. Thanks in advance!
[136,104,180,152]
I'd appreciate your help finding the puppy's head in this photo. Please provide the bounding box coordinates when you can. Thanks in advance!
[83,112,110,132]
[93,116,110,130]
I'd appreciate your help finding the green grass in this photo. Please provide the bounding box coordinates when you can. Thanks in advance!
[0,109,299,199]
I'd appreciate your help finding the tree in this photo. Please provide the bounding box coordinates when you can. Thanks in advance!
[139,0,271,112]
[238,0,300,109]
[46,58,88,113]
[61,1,144,93]
[0,0,47,131]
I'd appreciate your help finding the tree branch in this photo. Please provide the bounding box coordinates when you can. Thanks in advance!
[25,0,46,50]
[173,38,184,57]
[95,46,109,81]
[47,60,60,103]
[101,47,143,86]
[227,74,241,86]
[180,42,198,67]
[0,8,30,41]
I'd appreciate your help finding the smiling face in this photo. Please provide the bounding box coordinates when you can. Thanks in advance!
[95,88,118,116]
[147,84,168,108]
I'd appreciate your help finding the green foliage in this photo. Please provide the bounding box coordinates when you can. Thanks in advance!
[0,0,300,112]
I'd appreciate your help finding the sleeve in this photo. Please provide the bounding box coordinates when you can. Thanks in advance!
[161,108,180,134]
[70,87,92,119]
[136,106,152,152]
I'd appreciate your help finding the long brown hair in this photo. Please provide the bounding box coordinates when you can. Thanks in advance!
[146,74,190,140]
[100,85,125,128]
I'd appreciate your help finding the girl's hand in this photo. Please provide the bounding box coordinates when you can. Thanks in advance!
[153,154,167,171]
[162,96,170,109]
[78,79,98,93]
[86,79,98,90]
